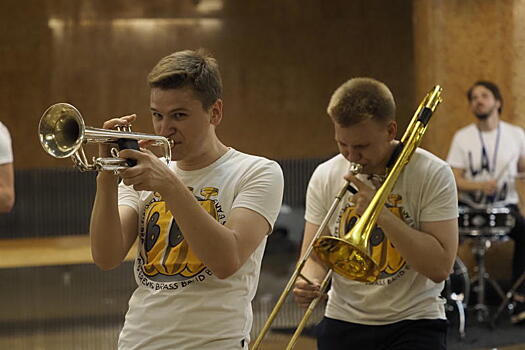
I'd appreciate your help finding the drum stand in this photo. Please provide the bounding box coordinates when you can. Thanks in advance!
[470,237,506,322]
[448,292,467,339]
[445,258,469,340]
[490,270,525,327]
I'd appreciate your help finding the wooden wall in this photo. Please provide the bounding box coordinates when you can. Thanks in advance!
[0,0,414,169]
[413,0,525,280]
[1,0,524,282]
[414,0,525,160]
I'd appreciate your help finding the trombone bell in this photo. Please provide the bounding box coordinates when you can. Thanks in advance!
[314,236,380,282]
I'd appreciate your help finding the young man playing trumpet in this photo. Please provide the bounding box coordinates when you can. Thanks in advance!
[89,49,284,349]
[293,78,458,350]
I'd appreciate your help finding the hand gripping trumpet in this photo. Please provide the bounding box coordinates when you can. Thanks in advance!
[38,103,172,172]
[251,85,443,350]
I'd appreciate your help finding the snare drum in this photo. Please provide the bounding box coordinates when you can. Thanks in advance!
[458,206,515,238]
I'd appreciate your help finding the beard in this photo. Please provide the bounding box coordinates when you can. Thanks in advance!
[474,103,498,120]
[474,112,490,120]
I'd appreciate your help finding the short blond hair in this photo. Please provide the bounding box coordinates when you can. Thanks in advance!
[327,77,396,126]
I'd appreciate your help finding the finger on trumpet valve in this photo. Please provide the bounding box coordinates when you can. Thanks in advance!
[110,148,120,158]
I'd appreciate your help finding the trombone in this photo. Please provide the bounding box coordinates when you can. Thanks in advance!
[38,103,172,172]
[251,85,443,350]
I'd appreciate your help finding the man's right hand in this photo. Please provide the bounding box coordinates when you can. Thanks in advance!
[99,114,137,159]
[293,278,326,309]
[480,179,497,195]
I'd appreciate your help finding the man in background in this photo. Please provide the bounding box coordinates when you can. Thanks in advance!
[447,80,525,324]
[0,122,14,213]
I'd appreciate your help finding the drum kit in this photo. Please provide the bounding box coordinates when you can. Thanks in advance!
[445,174,525,338]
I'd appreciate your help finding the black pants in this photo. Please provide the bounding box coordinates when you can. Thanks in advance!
[507,204,525,294]
[316,317,447,350]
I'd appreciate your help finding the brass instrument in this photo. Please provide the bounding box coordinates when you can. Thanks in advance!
[39,103,172,171]
[251,85,443,350]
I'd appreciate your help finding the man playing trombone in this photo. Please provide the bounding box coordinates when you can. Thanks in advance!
[89,49,284,349]
[293,78,458,350]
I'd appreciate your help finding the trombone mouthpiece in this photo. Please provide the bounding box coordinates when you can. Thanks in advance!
[349,163,362,175]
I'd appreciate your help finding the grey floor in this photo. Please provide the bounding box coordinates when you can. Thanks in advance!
[1,243,524,350]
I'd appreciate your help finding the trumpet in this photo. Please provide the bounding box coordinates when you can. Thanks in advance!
[38,103,172,172]
[251,85,443,350]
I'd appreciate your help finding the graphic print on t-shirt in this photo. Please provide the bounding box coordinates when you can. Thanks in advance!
[466,150,509,205]
[335,193,411,283]
[137,186,226,286]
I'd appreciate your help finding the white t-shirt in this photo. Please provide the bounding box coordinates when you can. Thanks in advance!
[0,122,13,165]
[305,148,458,325]
[447,121,525,208]
[117,148,284,350]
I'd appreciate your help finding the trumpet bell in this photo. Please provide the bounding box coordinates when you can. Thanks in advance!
[39,103,85,158]
[38,102,172,172]
[314,236,380,282]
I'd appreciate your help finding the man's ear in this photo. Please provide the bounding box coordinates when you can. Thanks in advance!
[210,99,223,126]
[387,120,397,140]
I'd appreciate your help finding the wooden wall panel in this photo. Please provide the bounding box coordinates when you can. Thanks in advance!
[413,0,523,160]
[413,0,525,280]
[0,0,414,169]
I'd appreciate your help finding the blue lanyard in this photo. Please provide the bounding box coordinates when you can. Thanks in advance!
[477,123,501,175]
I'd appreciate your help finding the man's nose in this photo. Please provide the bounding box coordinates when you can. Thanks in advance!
[346,149,361,163]
[158,119,175,136]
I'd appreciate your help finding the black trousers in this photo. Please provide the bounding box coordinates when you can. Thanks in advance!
[316,317,447,350]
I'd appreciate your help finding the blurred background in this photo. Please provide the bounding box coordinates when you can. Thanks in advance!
[1,0,525,349]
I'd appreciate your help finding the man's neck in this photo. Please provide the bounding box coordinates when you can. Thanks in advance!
[177,137,229,171]
[477,113,500,131]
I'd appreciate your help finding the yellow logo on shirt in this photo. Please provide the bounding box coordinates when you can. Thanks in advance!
[337,193,406,279]
[140,187,221,280]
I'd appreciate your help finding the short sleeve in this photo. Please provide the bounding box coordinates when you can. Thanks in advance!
[118,181,140,212]
[0,123,13,165]
[446,132,466,170]
[420,163,458,222]
[304,165,329,225]
[517,127,525,158]
[231,160,284,230]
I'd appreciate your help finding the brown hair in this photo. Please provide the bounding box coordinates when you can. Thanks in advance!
[327,77,396,126]
[147,49,222,109]
[467,80,503,114]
